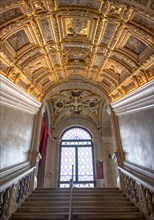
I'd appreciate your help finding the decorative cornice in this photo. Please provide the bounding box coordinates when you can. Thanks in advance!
[0,75,41,114]
[111,79,154,115]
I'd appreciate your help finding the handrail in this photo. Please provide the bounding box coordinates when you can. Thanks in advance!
[0,165,36,192]
[118,166,154,192]
[68,165,74,220]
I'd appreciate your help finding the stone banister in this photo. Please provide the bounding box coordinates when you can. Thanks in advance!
[0,166,36,220]
[119,166,154,220]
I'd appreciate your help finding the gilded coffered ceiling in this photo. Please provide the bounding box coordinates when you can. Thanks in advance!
[0,0,154,102]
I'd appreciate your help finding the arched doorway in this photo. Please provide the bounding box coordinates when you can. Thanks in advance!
[58,127,96,188]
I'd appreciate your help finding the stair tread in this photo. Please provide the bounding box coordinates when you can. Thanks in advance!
[17,208,138,213]
[19,206,137,209]
[13,212,143,215]
[36,188,119,190]
[22,201,133,205]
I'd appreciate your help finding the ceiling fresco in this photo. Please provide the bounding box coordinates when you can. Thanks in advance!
[0,0,154,102]
[49,89,103,126]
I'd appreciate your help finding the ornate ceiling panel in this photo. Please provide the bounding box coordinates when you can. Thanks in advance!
[49,89,103,126]
[0,0,154,102]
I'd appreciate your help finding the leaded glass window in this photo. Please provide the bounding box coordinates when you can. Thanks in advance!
[61,127,91,140]
[58,127,96,188]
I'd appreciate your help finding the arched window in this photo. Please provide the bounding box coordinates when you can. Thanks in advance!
[58,127,96,188]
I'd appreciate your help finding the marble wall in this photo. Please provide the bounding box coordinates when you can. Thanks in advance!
[111,80,154,176]
[0,105,35,170]
[118,108,154,171]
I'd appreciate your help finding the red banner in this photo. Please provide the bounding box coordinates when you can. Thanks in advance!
[39,118,48,160]
[96,160,103,179]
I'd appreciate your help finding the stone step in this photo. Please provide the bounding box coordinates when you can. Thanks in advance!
[22,200,133,207]
[30,191,124,197]
[35,187,119,191]
[34,188,121,193]
[77,212,144,219]
[34,189,120,193]
[26,196,129,202]
[13,213,67,220]
[17,206,138,213]
[12,212,144,219]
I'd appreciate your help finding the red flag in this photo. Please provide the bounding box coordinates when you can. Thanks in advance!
[39,118,48,159]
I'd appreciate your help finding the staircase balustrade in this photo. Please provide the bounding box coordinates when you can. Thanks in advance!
[1,164,153,220]
[119,167,154,220]
[0,166,36,220]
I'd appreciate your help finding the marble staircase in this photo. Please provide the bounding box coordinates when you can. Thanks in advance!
[12,188,145,220]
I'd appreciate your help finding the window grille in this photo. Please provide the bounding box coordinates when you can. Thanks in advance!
[58,127,96,188]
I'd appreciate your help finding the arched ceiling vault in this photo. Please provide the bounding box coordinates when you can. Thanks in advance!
[0,0,154,103]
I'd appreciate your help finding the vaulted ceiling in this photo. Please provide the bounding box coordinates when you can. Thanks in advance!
[0,0,154,103]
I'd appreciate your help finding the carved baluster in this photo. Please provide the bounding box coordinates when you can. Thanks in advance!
[152,194,154,220]
[129,178,133,201]
[135,182,141,209]
[30,169,36,192]
[22,177,27,199]
[152,194,154,209]
[16,181,22,205]
[127,177,131,199]
[14,182,20,208]
[0,191,5,218]
[22,177,27,200]
[25,175,30,197]
[28,171,34,194]
[0,188,10,220]
[119,171,125,191]
[138,185,145,213]
[125,176,129,197]
[24,176,28,198]
[123,175,126,193]
[27,173,31,194]
[126,176,129,197]
[17,180,24,205]
[19,180,23,203]
[5,185,17,217]
[131,180,137,205]
[146,189,154,219]
[140,185,150,218]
